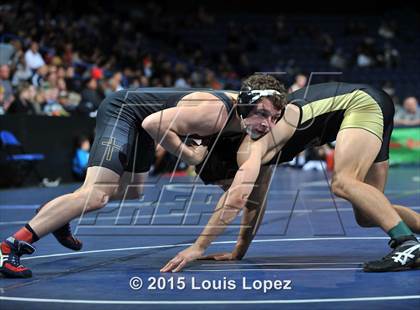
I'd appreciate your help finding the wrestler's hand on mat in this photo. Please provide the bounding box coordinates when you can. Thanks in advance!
[160,245,205,273]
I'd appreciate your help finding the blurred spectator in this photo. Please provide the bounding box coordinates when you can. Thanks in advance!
[63,44,74,67]
[34,90,46,109]
[394,97,420,126]
[72,135,91,180]
[24,41,45,71]
[46,67,59,89]
[204,69,222,89]
[356,52,374,67]
[174,74,190,88]
[31,65,48,88]
[287,153,306,169]
[10,40,24,67]
[57,77,67,92]
[78,78,103,115]
[330,48,347,70]
[288,73,307,93]
[58,90,77,115]
[143,56,153,78]
[64,66,78,91]
[7,82,39,114]
[302,145,333,171]
[0,40,15,65]
[105,72,124,96]
[0,64,15,110]
[378,21,396,39]
[139,75,150,87]
[378,43,400,68]
[42,87,69,116]
[356,51,373,67]
[162,73,174,87]
[11,54,32,86]
[355,37,378,67]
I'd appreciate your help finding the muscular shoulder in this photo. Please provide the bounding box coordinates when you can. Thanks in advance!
[179,92,231,134]
[284,103,301,127]
[178,92,227,109]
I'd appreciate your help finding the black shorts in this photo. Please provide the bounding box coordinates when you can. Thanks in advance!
[88,93,155,175]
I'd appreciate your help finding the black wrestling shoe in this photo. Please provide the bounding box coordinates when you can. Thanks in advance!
[363,235,420,272]
[0,237,35,278]
[36,206,83,251]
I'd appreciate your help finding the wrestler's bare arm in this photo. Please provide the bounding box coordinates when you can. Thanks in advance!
[142,93,228,165]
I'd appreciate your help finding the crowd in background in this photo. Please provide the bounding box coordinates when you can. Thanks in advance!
[0,1,419,178]
[0,1,419,122]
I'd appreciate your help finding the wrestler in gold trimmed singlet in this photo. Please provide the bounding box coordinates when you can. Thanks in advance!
[173,82,420,274]
[197,82,394,184]
[268,82,394,164]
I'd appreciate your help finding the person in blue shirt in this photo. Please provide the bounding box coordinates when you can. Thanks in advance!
[72,135,90,180]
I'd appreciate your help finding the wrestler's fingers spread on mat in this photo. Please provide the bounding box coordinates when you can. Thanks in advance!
[171,259,188,273]
[160,256,181,272]
[162,246,206,272]
[160,261,174,273]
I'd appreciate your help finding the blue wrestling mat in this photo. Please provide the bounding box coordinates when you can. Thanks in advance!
[0,167,419,310]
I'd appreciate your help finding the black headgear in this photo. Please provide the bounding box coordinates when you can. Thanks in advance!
[237,86,282,119]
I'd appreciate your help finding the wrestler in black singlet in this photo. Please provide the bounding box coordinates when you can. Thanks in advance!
[88,88,234,175]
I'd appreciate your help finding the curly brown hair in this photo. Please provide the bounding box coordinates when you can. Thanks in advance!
[241,74,288,110]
